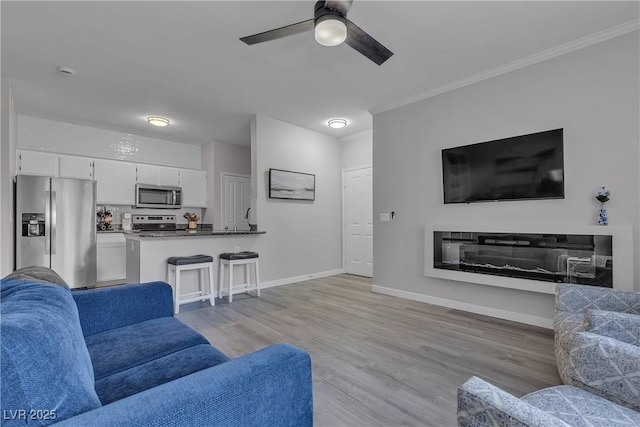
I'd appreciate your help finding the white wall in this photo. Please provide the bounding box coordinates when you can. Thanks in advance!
[1,77,17,276]
[17,115,201,169]
[201,141,250,225]
[252,115,343,283]
[341,130,372,169]
[372,32,639,325]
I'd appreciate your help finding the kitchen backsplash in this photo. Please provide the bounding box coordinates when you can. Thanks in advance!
[99,205,205,227]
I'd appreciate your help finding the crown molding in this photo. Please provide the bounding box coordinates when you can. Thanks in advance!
[370,19,640,116]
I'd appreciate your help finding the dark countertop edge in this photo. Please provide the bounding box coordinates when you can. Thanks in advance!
[124,231,266,238]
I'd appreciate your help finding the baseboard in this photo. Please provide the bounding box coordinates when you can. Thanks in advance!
[371,284,553,329]
[261,268,346,289]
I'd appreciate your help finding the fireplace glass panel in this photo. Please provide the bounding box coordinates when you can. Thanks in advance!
[433,231,612,287]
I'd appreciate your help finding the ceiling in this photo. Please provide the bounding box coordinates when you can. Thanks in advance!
[2,1,638,147]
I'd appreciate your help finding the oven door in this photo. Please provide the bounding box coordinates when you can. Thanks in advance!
[136,184,182,208]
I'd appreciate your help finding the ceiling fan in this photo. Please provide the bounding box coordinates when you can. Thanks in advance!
[240,0,393,66]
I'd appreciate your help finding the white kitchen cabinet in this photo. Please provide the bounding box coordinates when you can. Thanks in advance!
[17,150,59,177]
[180,169,207,207]
[59,155,93,179]
[97,232,126,283]
[136,164,180,187]
[94,159,137,205]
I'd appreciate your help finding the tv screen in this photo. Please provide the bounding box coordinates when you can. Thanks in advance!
[442,129,564,204]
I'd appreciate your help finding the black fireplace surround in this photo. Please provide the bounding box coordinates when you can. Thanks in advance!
[434,231,613,287]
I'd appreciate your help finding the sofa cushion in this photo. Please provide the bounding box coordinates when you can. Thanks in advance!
[85,317,216,381]
[95,344,229,404]
[568,332,640,412]
[523,385,640,426]
[584,309,640,346]
[0,279,101,425]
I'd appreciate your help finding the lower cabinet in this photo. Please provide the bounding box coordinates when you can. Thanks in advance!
[97,233,126,283]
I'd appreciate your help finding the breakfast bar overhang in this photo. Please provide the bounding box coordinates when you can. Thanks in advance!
[125,230,265,297]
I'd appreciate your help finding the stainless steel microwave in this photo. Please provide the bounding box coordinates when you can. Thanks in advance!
[135,184,182,209]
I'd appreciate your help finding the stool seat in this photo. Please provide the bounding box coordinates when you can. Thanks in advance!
[168,254,214,265]
[219,251,259,261]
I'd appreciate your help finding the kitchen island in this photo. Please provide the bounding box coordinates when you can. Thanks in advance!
[124,230,265,298]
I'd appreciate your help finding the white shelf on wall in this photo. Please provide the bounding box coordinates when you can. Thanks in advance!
[424,224,634,294]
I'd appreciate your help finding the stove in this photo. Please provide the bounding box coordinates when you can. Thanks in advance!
[132,214,177,231]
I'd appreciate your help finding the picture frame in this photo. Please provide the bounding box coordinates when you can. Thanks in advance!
[269,168,316,201]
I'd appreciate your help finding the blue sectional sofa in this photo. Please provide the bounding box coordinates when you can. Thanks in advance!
[1,271,313,426]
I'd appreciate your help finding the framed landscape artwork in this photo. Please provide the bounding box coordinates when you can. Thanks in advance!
[269,168,316,201]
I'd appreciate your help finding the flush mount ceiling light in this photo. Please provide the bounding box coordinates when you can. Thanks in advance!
[328,118,347,129]
[147,116,170,127]
[314,14,347,46]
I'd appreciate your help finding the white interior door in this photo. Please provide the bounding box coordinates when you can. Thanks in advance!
[222,173,250,231]
[344,167,373,277]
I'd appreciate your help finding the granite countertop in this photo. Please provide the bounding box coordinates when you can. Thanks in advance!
[132,230,266,238]
[102,224,264,237]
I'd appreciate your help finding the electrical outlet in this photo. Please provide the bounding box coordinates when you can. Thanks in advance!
[234,246,240,253]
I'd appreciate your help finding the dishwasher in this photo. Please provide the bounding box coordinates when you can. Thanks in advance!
[97,232,127,284]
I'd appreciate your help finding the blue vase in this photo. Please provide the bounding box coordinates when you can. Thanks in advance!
[598,204,608,226]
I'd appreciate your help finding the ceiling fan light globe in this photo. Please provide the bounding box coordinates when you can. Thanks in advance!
[314,15,347,46]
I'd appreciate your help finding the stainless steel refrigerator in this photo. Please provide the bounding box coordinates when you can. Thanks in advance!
[16,175,97,288]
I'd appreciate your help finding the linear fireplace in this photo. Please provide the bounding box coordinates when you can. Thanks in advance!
[424,225,633,294]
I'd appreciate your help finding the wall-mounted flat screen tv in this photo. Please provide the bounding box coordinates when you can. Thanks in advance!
[442,129,564,204]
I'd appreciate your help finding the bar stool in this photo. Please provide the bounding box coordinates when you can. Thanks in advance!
[167,254,215,315]
[218,251,260,303]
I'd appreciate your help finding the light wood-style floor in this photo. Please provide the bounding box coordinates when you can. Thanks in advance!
[177,274,561,427]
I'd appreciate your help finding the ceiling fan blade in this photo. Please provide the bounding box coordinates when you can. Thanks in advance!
[345,20,393,66]
[323,0,353,16]
[240,19,314,45]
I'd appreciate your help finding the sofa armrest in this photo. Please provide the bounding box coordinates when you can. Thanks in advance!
[555,284,640,315]
[52,343,313,427]
[458,376,569,427]
[73,282,174,336]
[568,332,640,412]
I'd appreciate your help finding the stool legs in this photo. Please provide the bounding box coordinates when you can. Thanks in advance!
[167,262,215,315]
[218,259,224,299]
[255,260,260,297]
[218,258,260,303]
[228,262,234,303]
[174,266,181,315]
[208,263,215,307]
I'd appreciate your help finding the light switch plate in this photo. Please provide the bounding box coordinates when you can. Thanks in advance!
[379,213,391,223]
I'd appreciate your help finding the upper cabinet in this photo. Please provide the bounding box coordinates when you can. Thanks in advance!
[59,155,93,179]
[93,159,137,205]
[137,164,180,187]
[180,169,207,207]
[16,150,207,208]
[17,150,59,177]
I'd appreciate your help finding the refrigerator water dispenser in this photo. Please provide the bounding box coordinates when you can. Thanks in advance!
[21,213,45,237]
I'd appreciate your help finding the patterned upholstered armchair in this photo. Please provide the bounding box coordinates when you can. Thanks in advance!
[458,283,640,426]
[554,283,640,410]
